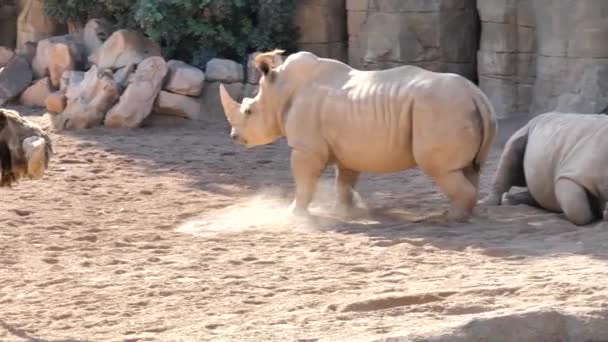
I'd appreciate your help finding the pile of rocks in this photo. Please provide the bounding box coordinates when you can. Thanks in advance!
[0,18,262,130]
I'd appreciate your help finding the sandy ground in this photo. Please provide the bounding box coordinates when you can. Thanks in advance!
[2,107,608,342]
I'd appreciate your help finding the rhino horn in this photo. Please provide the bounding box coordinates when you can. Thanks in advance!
[22,136,47,179]
[219,84,240,124]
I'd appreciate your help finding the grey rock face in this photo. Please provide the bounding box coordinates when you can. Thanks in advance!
[477,0,608,118]
[347,0,479,80]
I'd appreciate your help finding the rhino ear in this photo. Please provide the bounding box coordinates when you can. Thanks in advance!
[255,49,285,76]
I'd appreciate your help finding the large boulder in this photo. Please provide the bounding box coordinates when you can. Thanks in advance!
[0,55,33,106]
[347,0,479,80]
[56,66,120,130]
[16,0,63,51]
[59,70,85,92]
[164,60,205,96]
[104,56,168,128]
[205,58,244,83]
[32,35,85,88]
[19,76,52,107]
[89,29,161,70]
[153,90,202,120]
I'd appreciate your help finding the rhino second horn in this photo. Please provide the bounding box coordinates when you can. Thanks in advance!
[219,84,240,124]
[22,136,47,179]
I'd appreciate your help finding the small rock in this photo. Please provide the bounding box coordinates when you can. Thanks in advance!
[205,58,244,83]
[153,90,202,120]
[45,91,67,114]
[164,60,205,96]
[13,209,31,216]
[20,77,52,107]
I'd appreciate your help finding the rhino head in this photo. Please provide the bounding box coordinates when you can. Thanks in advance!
[0,109,53,187]
[219,49,286,148]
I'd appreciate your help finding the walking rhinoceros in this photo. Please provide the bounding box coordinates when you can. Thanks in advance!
[0,108,53,187]
[480,112,608,225]
[219,50,497,222]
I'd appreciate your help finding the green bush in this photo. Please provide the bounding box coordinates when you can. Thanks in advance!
[43,0,300,68]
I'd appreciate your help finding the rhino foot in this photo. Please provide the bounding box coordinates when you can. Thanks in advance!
[478,193,502,206]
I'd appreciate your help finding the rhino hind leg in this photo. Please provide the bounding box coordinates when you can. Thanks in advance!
[479,125,529,206]
[334,165,364,217]
[432,169,478,222]
[289,149,327,217]
[555,178,600,225]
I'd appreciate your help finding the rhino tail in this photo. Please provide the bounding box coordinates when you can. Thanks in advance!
[470,84,498,173]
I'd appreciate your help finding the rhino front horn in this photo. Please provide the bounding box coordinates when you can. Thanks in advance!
[22,136,47,179]
[219,84,240,124]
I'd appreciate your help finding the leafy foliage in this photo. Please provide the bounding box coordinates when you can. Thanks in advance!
[43,0,300,68]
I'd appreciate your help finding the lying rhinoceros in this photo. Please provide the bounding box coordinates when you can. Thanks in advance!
[219,50,497,222]
[0,108,53,186]
[480,112,608,225]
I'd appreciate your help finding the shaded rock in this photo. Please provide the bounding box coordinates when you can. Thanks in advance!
[200,81,245,121]
[0,47,15,67]
[246,52,262,84]
[58,66,120,130]
[153,90,202,120]
[89,29,161,70]
[0,4,18,48]
[19,76,52,107]
[164,60,205,96]
[104,56,168,128]
[83,18,112,60]
[60,70,85,92]
[16,0,63,51]
[0,55,33,105]
[113,64,135,89]
[45,91,66,114]
[32,35,85,88]
[205,58,244,83]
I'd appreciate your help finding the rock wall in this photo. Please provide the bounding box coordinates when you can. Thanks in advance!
[295,0,348,62]
[478,0,608,118]
[346,0,480,80]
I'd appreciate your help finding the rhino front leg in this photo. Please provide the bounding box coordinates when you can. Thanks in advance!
[479,125,529,206]
[335,165,361,216]
[289,149,327,217]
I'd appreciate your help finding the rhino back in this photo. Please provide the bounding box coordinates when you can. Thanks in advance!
[524,113,608,209]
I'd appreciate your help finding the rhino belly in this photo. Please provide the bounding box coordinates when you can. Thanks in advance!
[330,139,415,173]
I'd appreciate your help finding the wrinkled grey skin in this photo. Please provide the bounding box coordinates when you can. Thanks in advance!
[480,112,608,225]
[0,108,53,187]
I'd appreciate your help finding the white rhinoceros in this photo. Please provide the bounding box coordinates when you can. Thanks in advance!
[219,50,497,222]
[480,112,608,225]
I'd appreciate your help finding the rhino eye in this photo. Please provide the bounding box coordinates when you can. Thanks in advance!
[244,109,252,116]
